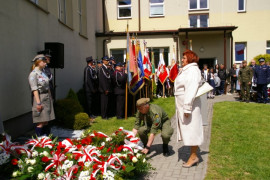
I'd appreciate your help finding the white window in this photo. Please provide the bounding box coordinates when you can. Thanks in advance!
[235,42,246,61]
[150,0,164,17]
[58,0,66,23]
[189,0,208,10]
[118,0,132,19]
[238,0,246,12]
[267,41,270,54]
[189,14,208,28]
[111,49,127,63]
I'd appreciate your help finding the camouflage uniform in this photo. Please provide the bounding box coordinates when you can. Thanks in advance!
[238,66,253,101]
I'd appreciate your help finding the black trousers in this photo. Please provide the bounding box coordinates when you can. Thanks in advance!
[257,84,268,103]
[231,79,237,93]
[100,93,109,118]
[115,94,125,118]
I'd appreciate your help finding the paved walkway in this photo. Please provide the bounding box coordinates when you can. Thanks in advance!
[144,94,238,180]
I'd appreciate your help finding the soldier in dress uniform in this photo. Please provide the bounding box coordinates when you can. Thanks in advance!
[238,60,253,103]
[254,58,270,103]
[132,98,174,156]
[84,56,98,119]
[113,62,127,119]
[98,56,112,119]
[29,55,55,136]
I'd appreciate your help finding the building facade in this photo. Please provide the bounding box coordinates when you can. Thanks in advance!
[0,0,98,136]
[96,0,270,69]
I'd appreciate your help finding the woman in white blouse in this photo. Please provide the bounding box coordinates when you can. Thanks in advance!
[174,50,203,168]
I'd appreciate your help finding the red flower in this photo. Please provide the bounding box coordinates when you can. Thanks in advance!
[77,144,82,149]
[92,164,98,170]
[11,159,18,165]
[122,165,126,171]
[117,145,123,152]
[42,156,49,163]
[78,161,84,167]
[107,147,111,153]
[73,167,78,174]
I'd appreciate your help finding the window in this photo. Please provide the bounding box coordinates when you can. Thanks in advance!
[58,0,73,28]
[111,49,126,63]
[189,14,208,27]
[235,43,246,61]
[238,0,246,12]
[149,48,169,68]
[118,0,132,19]
[189,0,208,10]
[267,41,270,54]
[78,0,87,37]
[150,0,164,17]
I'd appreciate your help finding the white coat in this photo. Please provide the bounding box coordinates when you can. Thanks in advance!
[174,63,204,146]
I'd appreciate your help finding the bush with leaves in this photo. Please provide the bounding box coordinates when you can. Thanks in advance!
[252,54,270,65]
[73,113,90,130]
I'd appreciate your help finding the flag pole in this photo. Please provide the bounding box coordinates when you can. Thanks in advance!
[125,22,129,120]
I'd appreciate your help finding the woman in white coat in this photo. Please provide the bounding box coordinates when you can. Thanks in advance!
[174,50,203,168]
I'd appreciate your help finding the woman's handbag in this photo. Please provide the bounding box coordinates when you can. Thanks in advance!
[196,81,213,98]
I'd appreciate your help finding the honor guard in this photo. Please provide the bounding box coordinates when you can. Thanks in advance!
[84,56,98,118]
[132,98,174,156]
[113,62,127,119]
[98,56,112,119]
[254,58,270,103]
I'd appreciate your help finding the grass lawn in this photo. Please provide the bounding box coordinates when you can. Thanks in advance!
[205,101,270,179]
[88,97,175,135]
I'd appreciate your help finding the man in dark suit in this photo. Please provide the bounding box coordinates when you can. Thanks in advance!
[84,56,98,119]
[98,56,112,119]
[113,62,127,119]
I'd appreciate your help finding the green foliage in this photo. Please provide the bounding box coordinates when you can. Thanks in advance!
[252,54,270,65]
[73,113,90,130]
[66,88,79,102]
[77,88,88,113]
[54,99,84,129]
[206,102,270,179]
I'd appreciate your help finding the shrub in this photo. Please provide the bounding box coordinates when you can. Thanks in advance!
[73,113,90,130]
[77,88,88,113]
[66,88,79,102]
[252,54,270,65]
[54,99,84,129]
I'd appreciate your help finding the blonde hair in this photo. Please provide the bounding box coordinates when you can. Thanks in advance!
[31,59,43,71]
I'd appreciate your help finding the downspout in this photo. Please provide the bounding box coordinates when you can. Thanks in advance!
[103,38,111,56]
[230,32,233,68]
[224,30,227,68]
[185,32,189,50]
[102,0,106,33]
[138,0,141,31]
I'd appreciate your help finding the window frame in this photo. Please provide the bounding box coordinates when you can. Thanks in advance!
[110,49,127,63]
[189,0,209,11]
[117,0,132,19]
[189,14,209,28]
[78,0,82,33]
[238,0,246,12]
[58,0,67,24]
[235,42,247,62]
[149,0,165,17]
[266,41,270,54]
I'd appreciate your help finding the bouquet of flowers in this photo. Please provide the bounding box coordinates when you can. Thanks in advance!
[0,127,153,180]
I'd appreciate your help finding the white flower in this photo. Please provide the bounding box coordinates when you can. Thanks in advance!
[37,173,45,179]
[45,173,51,179]
[30,159,36,165]
[143,158,146,163]
[123,148,128,152]
[136,153,142,158]
[79,170,90,177]
[119,127,124,131]
[40,151,49,157]
[84,161,91,167]
[101,142,105,146]
[28,166,34,173]
[134,149,139,153]
[105,137,112,142]
[112,133,116,136]
[90,133,95,137]
[32,151,38,157]
[132,157,138,163]
[12,171,20,177]
[25,158,31,164]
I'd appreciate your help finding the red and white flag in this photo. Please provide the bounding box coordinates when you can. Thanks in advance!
[143,48,152,80]
[169,62,178,82]
[157,49,168,84]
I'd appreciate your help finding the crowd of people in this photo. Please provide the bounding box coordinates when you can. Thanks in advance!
[200,58,270,103]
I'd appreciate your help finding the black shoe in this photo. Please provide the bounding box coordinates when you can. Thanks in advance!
[163,144,171,157]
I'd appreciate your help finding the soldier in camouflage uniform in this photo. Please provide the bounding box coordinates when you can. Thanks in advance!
[238,60,253,103]
[132,98,174,156]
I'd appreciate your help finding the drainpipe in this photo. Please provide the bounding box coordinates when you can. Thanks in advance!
[173,34,179,63]
[103,38,111,56]
[224,30,227,69]
[102,0,106,33]
[185,32,189,50]
[138,0,141,31]
[230,32,233,68]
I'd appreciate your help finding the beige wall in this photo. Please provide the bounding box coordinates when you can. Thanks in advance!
[0,0,97,123]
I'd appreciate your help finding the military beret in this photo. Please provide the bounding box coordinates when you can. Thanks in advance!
[102,56,109,61]
[136,98,150,107]
[258,58,265,62]
[86,56,93,62]
[32,54,46,62]
[242,60,247,64]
